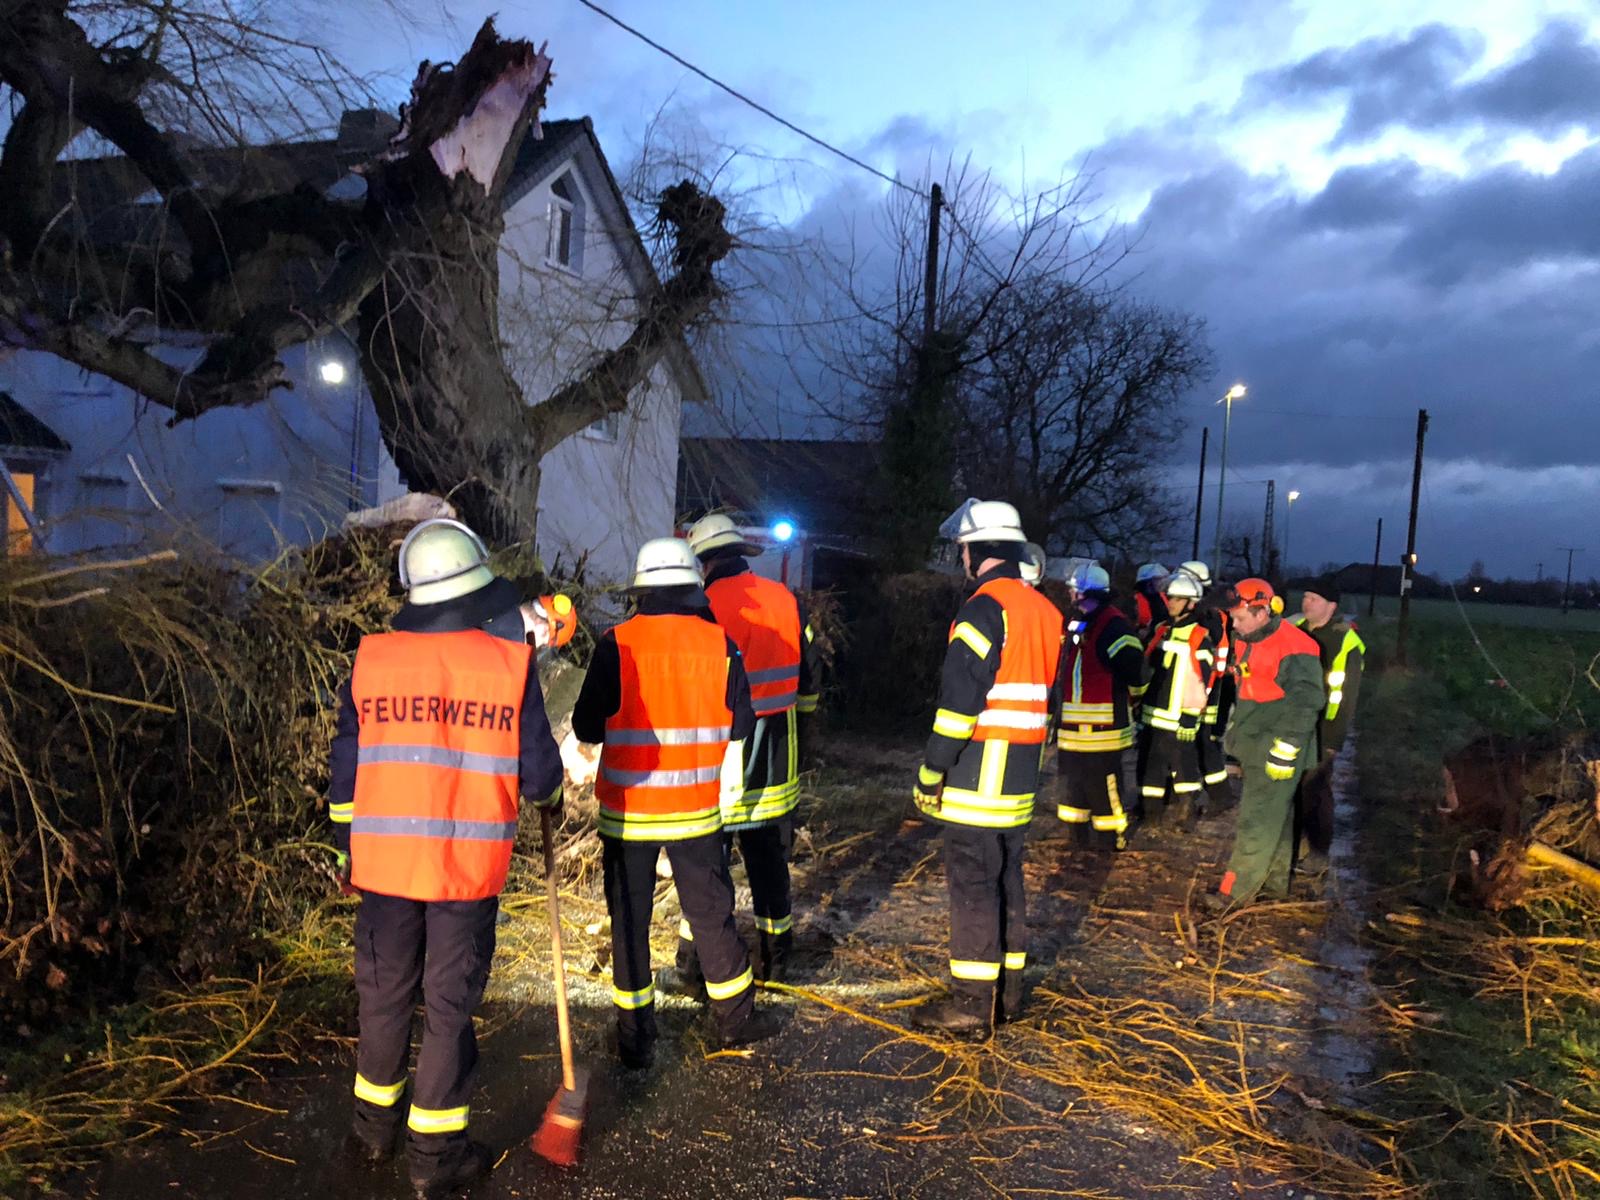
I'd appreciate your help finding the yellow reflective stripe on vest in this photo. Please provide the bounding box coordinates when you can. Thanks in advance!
[1058,804,1091,823]
[354,1072,404,1107]
[722,778,800,827]
[408,1104,469,1134]
[1058,725,1135,751]
[597,804,722,842]
[706,966,753,1001]
[1004,952,1026,971]
[1059,702,1114,721]
[934,708,979,738]
[950,959,1001,981]
[951,621,992,659]
[329,801,354,824]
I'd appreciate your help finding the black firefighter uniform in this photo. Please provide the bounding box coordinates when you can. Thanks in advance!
[1139,614,1217,819]
[917,562,1063,1020]
[1056,601,1146,848]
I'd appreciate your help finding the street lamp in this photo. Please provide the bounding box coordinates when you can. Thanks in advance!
[1284,490,1300,574]
[1211,383,1247,570]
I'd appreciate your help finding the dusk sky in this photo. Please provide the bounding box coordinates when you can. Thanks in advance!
[339,1,1600,579]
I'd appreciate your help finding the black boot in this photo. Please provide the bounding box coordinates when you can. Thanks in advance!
[995,970,1030,1025]
[656,965,708,1002]
[342,1128,396,1168]
[911,991,992,1037]
[758,930,794,983]
[409,1139,492,1200]
[1068,821,1094,849]
[719,1006,784,1048]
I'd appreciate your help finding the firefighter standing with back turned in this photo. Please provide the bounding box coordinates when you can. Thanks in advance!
[327,518,563,1200]
[1055,563,1146,850]
[1290,576,1365,887]
[571,537,781,1069]
[912,500,1063,1035]
[1204,578,1325,913]
[663,513,821,989]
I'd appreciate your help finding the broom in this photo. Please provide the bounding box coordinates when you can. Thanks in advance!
[529,804,589,1167]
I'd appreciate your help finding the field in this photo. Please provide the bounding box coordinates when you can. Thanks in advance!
[1354,594,1600,632]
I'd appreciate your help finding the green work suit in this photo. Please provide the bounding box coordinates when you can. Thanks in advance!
[1220,617,1325,904]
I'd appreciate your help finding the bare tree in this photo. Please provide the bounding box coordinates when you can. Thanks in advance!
[815,163,1209,562]
[0,2,734,543]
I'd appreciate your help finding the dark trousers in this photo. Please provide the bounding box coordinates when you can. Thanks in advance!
[1139,728,1203,819]
[1197,719,1231,801]
[1293,756,1337,861]
[679,818,795,979]
[944,825,1027,1012]
[1056,750,1130,848]
[603,833,754,1054]
[351,891,498,1170]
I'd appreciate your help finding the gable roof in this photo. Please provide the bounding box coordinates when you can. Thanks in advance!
[678,438,882,540]
[0,393,71,454]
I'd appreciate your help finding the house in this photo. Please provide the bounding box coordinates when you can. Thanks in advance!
[0,113,706,584]
[677,437,881,590]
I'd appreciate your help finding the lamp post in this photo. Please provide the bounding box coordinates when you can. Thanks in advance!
[1283,490,1300,575]
[1211,383,1247,570]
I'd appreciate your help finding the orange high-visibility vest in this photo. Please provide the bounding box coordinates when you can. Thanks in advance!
[706,572,802,717]
[349,630,530,902]
[961,577,1063,745]
[597,613,733,842]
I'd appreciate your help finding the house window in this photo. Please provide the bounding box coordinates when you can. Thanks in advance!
[216,478,282,559]
[3,465,36,557]
[546,174,583,272]
[585,410,622,443]
[74,473,135,549]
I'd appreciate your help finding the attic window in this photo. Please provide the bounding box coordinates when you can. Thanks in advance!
[546,173,582,271]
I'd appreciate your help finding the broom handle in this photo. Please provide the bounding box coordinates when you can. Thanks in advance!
[540,805,577,1094]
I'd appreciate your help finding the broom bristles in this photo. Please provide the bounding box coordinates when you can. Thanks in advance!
[529,1085,586,1167]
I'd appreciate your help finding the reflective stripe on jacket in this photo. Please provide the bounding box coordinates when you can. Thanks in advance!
[597,613,734,841]
[706,571,804,716]
[349,630,530,901]
[1143,619,1214,729]
[1057,604,1143,752]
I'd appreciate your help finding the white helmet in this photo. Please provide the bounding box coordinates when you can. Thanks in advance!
[1164,570,1204,600]
[686,512,753,558]
[1135,562,1168,584]
[1069,561,1111,593]
[940,498,1027,544]
[1176,560,1212,588]
[631,537,702,589]
[397,518,496,606]
[1019,542,1047,585]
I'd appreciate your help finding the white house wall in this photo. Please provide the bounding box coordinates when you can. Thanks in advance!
[497,143,684,587]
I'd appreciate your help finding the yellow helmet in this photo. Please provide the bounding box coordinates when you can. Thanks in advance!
[397,518,496,606]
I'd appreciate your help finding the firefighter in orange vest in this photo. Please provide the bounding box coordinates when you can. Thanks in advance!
[1056,563,1146,850]
[326,518,563,1199]
[912,500,1063,1035]
[571,537,779,1068]
[1203,579,1325,913]
[660,513,821,989]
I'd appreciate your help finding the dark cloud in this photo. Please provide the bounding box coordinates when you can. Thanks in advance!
[1243,18,1600,144]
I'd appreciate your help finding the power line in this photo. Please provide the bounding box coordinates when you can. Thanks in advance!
[571,0,1012,285]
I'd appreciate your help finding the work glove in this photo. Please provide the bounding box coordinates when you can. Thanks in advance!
[333,850,356,897]
[1265,738,1300,782]
[913,764,945,818]
[1176,713,1200,743]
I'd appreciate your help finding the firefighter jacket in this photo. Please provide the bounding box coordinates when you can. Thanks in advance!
[923,563,1064,828]
[1223,616,1324,768]
[1143,614,1216,730]
[1197,606,1232,723]
[1291,614,1366,755]
[573,589,756,842]
[327,627,562,903]
[1133,583,1165,643]
[702,556,822,717]
[1057,601,1145,752]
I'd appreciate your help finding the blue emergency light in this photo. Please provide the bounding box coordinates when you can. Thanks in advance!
[771,519,796,543]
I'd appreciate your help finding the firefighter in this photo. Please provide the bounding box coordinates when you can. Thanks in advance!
[912,500,1063,1034]
[1020,542,1048,587]
[1138,570,1216,824]
[1204,579,1325,913]
[662,513,821,988]
[1056,563,1145,850]
[1178,560,1236,812]
[1132,562,1168,641]
[327,518,563,1199]
[571,537,780,1068]
[1290,576,1365,884]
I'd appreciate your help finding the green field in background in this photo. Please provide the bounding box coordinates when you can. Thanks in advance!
[1334,594,1600,633]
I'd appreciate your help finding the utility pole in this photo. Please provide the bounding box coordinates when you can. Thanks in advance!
[1395,408,1429,668]
[1536,562,1543,583]
[1191,427,1208,561]
[923,183,942,348]
[1368,517,1382,618]
[1558,546,1583,614]
[1261,479,1276,577]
